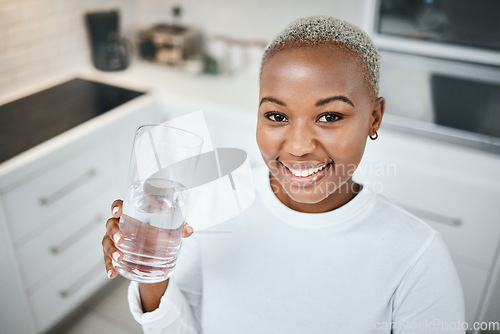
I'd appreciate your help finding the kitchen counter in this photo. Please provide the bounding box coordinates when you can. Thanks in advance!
[0,59,261,112]
[82,60,262,113]
[0,58,263,179]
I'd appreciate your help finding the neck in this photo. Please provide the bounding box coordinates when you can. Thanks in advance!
[270,174,362,213]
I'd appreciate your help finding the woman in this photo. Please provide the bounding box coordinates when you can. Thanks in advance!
[102,16,465,333]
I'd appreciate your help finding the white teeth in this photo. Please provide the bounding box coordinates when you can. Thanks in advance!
[287,164,327,177]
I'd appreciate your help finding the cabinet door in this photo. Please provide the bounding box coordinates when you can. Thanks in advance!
[16,190,116,292]
[28,243,107,332]
[0,202,36,334]
[481,250,500,323]
[2,139,116,244]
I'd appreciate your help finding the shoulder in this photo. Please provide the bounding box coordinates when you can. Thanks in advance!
[363,191,463,300]
[368,190,437,245]
[357,189,450,273]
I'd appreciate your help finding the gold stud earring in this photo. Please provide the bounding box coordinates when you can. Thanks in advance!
[369,130,378,140]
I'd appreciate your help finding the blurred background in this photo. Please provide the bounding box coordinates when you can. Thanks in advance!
[0,0,499,333]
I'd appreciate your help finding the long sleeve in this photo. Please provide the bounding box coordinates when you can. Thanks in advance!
[392,232,465,333]
[127,234,203,334]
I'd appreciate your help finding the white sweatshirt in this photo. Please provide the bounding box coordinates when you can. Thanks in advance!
[128,166,465,333]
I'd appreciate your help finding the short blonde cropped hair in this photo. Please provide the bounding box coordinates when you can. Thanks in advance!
[261,15,381,98]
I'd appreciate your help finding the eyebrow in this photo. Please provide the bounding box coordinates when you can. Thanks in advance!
[316,96,355,107]
[259,97,286,106]
[259,95,355,107]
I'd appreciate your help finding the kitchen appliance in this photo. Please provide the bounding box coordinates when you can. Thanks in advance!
[0,78,144,164]
[86,10,130,71]
[377,49,500,153]
[138,24,203,66]
[363,0,500,153]
[364,0,500,66]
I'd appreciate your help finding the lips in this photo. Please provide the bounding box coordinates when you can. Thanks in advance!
[279,160,333,186]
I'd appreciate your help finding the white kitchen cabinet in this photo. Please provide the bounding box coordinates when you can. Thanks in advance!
[482,251,500,323]
[28,240,107,332]
[355,126,500,328]
[0,93,162,333]
[0,201,37,334]
[3,139,116,244]
[16,190,114,293]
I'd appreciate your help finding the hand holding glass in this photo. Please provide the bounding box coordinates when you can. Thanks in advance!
[114,125,203,283]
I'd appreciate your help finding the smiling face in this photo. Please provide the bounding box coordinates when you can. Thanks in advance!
[256,44,384,213]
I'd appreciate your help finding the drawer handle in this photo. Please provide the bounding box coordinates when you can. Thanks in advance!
[60,262,103,299]
[401,204,462,227]
[39,168,97,206]
[50,214,103,255]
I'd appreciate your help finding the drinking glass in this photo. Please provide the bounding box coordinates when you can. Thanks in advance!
[114,125,203,283]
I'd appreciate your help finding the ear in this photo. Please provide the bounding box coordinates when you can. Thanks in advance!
[369,97,385,135]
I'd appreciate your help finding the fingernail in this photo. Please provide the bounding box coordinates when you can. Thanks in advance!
[112,251,120,262]
[112,207,119,215]
[186,225,194,234]
[107,270,112,279]
[113,233,121,245]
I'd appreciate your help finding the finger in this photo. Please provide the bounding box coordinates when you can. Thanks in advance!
[106,217,123,245]
[102,234,122,263]
[183,222,194,238]
[111,199,123,218]
[103,250,117,279]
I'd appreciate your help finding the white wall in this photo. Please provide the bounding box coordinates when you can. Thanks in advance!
[0,0,367,97]
[132,0,367,41]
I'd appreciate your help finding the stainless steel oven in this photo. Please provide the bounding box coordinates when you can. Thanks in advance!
[364,0,500,153]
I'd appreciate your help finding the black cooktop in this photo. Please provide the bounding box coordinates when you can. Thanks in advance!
[0,78,144,164]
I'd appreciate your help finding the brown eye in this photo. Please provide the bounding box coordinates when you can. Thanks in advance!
[266,113,288,122]
[318,113,342,123]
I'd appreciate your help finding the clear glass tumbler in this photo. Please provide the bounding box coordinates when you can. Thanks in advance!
[114,125,203,283]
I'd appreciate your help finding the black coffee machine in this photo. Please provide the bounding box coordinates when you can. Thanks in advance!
[86,10,130,71]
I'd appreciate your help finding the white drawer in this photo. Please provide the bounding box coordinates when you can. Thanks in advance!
[28,240,108,333]
[2,139,116,243]
[16,190,116,293]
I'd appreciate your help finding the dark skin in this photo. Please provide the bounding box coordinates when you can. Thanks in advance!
[257,45,385,213]
[102,43,385,312]
[102,200,193,312]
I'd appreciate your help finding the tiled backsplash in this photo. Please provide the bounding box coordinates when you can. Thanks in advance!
[0,0,366,98]
[0,0,135,97]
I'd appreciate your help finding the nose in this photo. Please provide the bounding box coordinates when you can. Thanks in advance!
[283,122,317,157]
